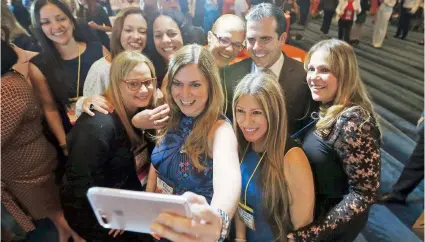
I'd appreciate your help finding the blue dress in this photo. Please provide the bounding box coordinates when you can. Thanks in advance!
[151,115,214,203]
[240,139,299,241]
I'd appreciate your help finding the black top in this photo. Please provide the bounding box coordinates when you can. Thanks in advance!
[61,111,146,241]
[293,107,381,242]
[9,5,32,34]
[79,5,112,50]
[221,54,318,136]
[30,41,103,102]
[13,34,41,52]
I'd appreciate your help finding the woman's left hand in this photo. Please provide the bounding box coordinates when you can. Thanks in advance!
[150,192,222,242]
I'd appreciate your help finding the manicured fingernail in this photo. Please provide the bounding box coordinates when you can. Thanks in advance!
[151,233,161,240]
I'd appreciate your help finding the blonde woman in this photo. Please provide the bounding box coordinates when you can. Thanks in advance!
[233,72,314,242]
[147,44,241,242]
[288,39,381,241]
[61,51,157,242]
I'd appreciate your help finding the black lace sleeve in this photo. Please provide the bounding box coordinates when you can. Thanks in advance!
[292,108,381,241]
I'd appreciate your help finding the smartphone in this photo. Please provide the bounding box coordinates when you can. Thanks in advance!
[87,187,192,234]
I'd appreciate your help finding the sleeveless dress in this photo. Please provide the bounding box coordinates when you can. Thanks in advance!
[151,115,227,203]
[240,139,299,242]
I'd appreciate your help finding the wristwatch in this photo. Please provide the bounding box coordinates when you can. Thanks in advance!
[217,208,230,242]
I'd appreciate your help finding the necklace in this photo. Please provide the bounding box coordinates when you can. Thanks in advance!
[69,43,81,103]
[240,143,266,206]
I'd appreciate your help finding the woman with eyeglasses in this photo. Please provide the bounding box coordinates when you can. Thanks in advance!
[61,51,157,242]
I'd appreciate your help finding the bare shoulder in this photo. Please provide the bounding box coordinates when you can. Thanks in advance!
[209,119,232,139]
[283,147,311,179]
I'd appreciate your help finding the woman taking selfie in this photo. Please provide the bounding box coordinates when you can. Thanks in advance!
[147,44,241,242]
[61,51,157,242]
[289,39,381,242]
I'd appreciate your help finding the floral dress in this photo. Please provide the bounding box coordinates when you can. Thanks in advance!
[151,115,219,203]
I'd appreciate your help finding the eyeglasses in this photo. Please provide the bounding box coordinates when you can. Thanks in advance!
[123,78,156,91]
[212,32,245,51]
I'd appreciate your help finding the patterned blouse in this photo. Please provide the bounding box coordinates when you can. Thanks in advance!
[292,106,381,241]
[151,115,220,203]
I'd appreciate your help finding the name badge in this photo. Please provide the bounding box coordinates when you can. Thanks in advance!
[238,202,255,231]
[155,176,174,194]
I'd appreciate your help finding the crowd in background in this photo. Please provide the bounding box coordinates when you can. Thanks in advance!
[1,0,423,241]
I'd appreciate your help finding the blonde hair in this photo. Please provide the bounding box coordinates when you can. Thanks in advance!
[233,72,292,242]
[1,1,30,41]
[106,51,157,147]
[159,44,224,170]
[304,39,375,133]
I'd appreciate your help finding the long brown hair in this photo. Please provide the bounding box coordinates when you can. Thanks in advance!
[158,44,224,170]
[110,7,146,59]
[304,39,375,134]
[106,51,157,147]
[233,72,292,241]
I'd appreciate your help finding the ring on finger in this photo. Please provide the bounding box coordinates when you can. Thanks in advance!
[89,104,95,110]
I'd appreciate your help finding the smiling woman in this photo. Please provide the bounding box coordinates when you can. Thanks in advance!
[61,51,157,242]
[29,0,108,168]
[146,10,199,87]
[147,44,241,242]
[75,7,149,118]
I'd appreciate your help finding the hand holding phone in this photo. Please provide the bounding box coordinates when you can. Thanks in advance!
[87,187,191,234]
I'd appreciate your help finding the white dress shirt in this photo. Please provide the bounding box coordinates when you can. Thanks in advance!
[251,53,285,78]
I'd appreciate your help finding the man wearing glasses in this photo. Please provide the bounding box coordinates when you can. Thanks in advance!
[222,3,315,136]
[208,14,246,68]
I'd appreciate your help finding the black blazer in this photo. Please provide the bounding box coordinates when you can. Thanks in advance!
[221,52,317,136]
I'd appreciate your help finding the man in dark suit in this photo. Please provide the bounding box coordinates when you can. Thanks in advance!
[221,2,315,136]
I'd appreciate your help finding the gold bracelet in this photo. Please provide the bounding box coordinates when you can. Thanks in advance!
[235,239,247,242]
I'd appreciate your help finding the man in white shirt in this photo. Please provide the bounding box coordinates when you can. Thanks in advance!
[222,3,316,135]
[372,0,397,48]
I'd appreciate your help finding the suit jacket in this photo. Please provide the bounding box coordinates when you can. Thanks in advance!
[220,53,317,136]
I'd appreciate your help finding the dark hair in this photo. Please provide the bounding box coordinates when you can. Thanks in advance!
[146,10,197,85]
[30,0,95,105]
[1,40,18,75]
[110,7,145,59]
[75,0,99,18]
[245,2,287,37]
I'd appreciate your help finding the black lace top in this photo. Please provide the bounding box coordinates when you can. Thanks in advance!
[293,106,381,241]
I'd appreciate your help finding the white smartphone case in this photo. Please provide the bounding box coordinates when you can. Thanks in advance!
[87,187,192,234]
